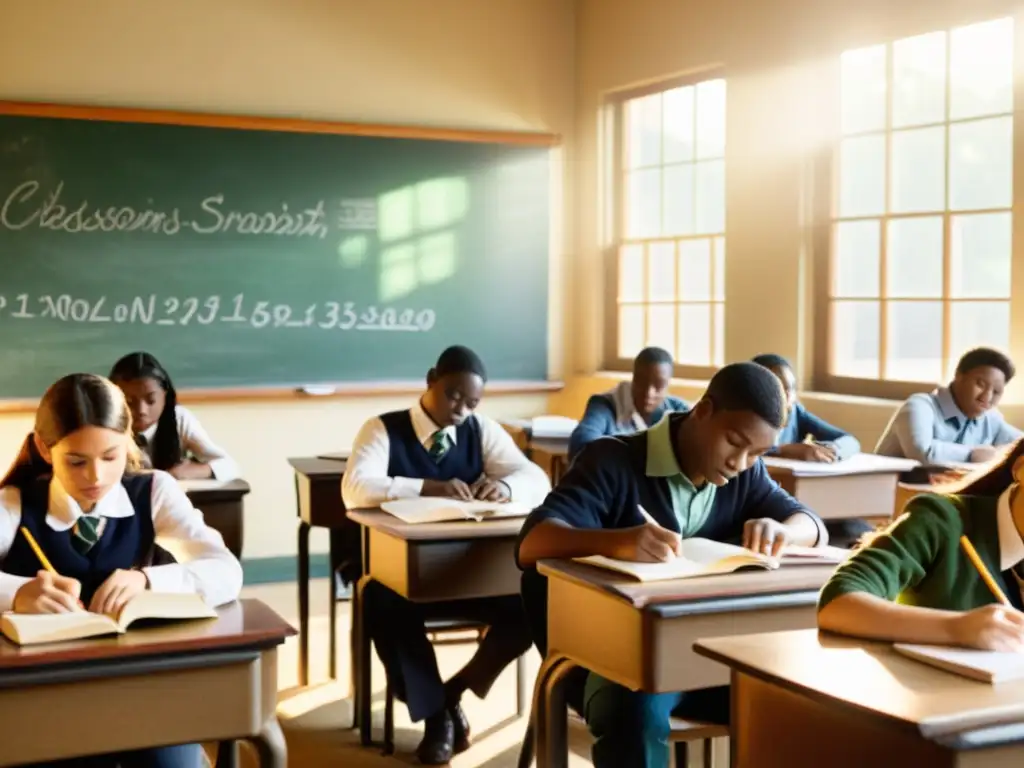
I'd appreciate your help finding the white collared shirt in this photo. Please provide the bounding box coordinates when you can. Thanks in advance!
[0,471,243,612]
[996,488,1024,605]
[341,400,551,509]
[138,405,240,481]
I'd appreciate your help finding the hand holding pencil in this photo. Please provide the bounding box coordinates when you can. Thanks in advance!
[608,505,682,563]
[951,535,1024,653]
[10,527,83,614]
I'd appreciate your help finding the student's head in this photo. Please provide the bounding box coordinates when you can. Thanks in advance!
[0,374,138,508]
[751,353,797,411]
[423,346,487,428]
[631,347,674,418]
[950,347,1015,419]
[681,362,788,487]
[109,351,182,470]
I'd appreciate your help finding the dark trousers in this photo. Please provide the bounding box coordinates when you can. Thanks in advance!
[20,744,204,767]
[364,579,533,721]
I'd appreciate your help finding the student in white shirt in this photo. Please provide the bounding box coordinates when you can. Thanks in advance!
[0,373,242,768]
[342,346,550,765]
[109,351,240,481]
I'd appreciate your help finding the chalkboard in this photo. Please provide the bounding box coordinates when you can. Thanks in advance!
[0,103,554,399]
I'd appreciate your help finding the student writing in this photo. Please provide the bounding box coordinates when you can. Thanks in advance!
[875,347,1022,464]
[341,346,550,765]
[818,439,1024,651]
[516,362,827,768]
[568,346,688,461]
[110,351,240,481]
[0,373,242,768]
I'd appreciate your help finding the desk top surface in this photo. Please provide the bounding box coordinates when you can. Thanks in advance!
[529,437,569,455]
[763,453,919,478]
[0,598,295,670]
[347,508,524,541]
[694,628,1024,739]
[288,456,349,477]
[179,478,251,495]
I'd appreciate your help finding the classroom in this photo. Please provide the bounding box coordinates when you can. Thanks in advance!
[2,0,1024,766]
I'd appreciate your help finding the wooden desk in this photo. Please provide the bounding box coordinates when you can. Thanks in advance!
[532,560,836,768]
[0,599,294,767]
[181,478,251,559]
[694,629,1024,767]
[347,509,526,745]
[288,456,350,687]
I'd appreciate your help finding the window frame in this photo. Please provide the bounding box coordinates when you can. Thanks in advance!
[603,70,727,381]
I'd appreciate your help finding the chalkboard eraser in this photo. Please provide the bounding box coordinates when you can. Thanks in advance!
[297,385,337,396]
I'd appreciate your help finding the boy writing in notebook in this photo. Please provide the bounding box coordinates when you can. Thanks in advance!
[516,362,827,768]
[342,345,550,764]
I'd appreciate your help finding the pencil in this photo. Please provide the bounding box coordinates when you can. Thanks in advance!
[637,504,661,527]
[803,433,815,445]
[960,535,1011,607]
[19,526,56,575]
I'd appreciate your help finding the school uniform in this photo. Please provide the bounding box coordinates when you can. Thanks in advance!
[568,381,688,461]
[342,402,550,722]
[0,469,242,768]
[517,412,826,768]
[770,403,860,460]
[819,490,1024,613]
[136,405,240,481]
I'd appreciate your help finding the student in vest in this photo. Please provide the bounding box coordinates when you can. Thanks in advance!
[875,347,1022,464]
[516,362,827,768]
[818,439,1024,650]
[0,373,242,767]
[110,351,240,481]
[342,345,550,765]
[568,346,688,461]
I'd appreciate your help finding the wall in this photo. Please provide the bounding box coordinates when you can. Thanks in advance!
[0,0,576,560]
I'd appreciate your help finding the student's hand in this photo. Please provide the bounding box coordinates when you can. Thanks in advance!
[969,446,1000,464]
[743,518,791,557]
[609,524,683,563]
[777,443,837,463]
[951,604,1024,652]
[168,461,213,480]
[12,571,82,614]
[471,477,510,502]
[89,569,148,617]
[422,478,474,501]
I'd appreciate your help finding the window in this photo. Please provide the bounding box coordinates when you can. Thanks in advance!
[611,76,726,373]
[828,18,1013,391]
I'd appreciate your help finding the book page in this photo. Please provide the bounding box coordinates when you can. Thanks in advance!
[763,453,919,476]
[116,591,218,630]
[0,610,121,645]
[894,643,1024,684]
[380,498,530,524]
[578,539,772,583]
[780,545,851,564]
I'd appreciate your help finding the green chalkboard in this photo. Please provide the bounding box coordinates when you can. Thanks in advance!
[0,104,553,398]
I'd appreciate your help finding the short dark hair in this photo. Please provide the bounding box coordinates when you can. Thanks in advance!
[751,353,792,372]
[704,362,788,429]
[955,347,1015,382]
[634,347,674,367]
[434,345,487,381]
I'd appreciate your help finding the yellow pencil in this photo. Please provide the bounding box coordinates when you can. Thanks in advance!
[19,526,56,575]
[960,535,1011,607]
[803,433,815,445]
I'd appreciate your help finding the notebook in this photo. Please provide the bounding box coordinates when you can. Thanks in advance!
[380,498,532,525]
[0,591,218,645]
[575,538,849,583]
[893,643,1024,684]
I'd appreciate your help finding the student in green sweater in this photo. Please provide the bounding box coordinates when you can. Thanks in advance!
[818,439,1024,652]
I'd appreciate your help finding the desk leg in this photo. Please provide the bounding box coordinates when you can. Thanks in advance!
[328,531,345,680]
[536,655,576,768]
[215,740,238,768]
[247,717,287,768]
[297,521,310,688]
[357,574,374,746]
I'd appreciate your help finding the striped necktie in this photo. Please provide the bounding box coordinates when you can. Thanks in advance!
[428,430,451,463]
[72,515,104,555]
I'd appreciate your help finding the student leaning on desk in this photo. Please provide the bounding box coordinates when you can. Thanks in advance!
[0,372,242,768]
[819,439,1024,651]
[516,362,827,768]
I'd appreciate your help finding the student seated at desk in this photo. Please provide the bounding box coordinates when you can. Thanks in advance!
[568,346,688,461]
[0,373,242,768]
[516,362,827,768]
[875,347,1022,464]
[342,345,550,765]
[110,351,240,481]
[752,353,860,462]
[819,439,1024,650]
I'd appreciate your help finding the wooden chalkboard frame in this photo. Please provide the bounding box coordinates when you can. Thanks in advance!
[0,101,563,412]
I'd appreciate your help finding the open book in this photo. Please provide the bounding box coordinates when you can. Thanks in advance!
[575,538,849,583]
[380,498,531,525]
[0,591,218,646]
[893,643,1024,684]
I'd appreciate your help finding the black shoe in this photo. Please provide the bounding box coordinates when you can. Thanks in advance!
[448,701,472,754]
[416,710,454,765]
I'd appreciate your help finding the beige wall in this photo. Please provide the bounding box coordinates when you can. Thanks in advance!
[0,0,575,559]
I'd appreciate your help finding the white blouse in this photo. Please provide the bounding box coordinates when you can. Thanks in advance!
[138,405,240,481]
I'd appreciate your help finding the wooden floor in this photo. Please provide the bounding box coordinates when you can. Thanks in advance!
[233,579,594,767]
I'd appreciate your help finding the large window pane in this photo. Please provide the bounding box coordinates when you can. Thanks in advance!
[949,117,1012,211]
[618,244,644,301]
[618,305,644,358]
[890,127,945,213]
[647,305,675,357]
[663,86,695,163]
[662,164,695,236]
[627,168,661,238]
[677,304,712,365]
[713,303,725,366]
[887,217,943,298]
[839,135,885,216]
[841,45,887,134]
[648,242,676,302]
[949,302,1010,367]
[713,236,725,301]
[833,220,880,297]
[832,301,880,378]
[886,301,943,382]
[696,79,726,159]
[626,93,661,169]
[678,239,712,301]
[950,213,1011,299]
[892,31,946,128]
[950,18,1014,120]
[694,160,725,234]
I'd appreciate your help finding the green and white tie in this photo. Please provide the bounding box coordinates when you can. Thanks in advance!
[72,515,102,555]
[428,431,451,462]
